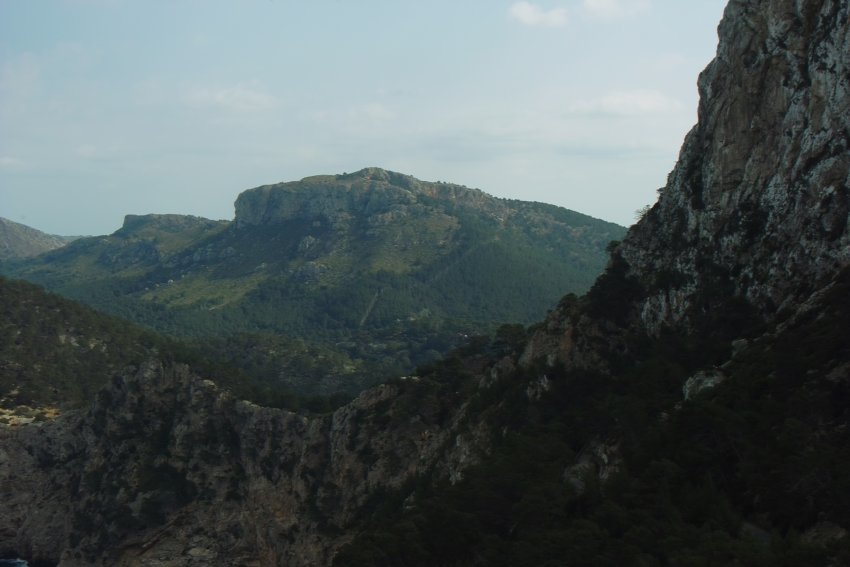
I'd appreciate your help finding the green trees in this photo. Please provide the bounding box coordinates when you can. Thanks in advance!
[334,269,850,566]
[2,175,625,397]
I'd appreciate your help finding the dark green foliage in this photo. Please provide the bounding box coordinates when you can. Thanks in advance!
[336,269,850,566]
[585,254,644,325]
[2,175,625,396]
[0,275,351,412]
[0,276,163,407]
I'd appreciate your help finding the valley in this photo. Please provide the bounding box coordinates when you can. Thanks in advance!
[1,0,849,565]
[3,168,623,396]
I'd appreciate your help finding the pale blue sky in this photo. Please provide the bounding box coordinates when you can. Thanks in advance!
[1,0,727,235]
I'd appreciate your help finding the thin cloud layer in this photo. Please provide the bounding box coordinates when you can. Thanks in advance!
[348,102,397,122]
[509,2,568,27]
[184,85,278,113]
[0,1,727,234]
[582,0,650,18]
[570,89,682,116]
[0,156,25,169]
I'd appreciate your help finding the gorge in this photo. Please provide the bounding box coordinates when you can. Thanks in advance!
[1,0,849,565]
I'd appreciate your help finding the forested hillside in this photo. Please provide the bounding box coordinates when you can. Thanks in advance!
[0,276,343,414]
[5,169,624,394]
[3,1,848,565]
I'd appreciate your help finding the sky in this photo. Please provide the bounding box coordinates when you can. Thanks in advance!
[0,0,728,236]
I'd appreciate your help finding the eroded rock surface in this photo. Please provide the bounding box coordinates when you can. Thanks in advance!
[0,362,487,566]
[619,0,850,334]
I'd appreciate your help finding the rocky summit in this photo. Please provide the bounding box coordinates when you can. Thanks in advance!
[1,0,849,565]
[234,167,515,229]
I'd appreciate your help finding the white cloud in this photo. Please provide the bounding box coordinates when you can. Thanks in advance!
[582,0,650,19]
[509,2,568,28]
[569,89,682,116]
[184,84,278,112]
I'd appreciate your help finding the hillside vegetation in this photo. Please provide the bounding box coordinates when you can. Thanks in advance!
[0,216,76,260]
[2,1,850,564]
[0,276,344,413]
[4,168,624,394]
[336,267,850,566]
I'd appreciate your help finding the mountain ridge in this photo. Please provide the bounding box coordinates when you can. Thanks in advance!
[0,217,77,261]
[2,0,849,565]
[234,167,595,229]
[4,169,623,394]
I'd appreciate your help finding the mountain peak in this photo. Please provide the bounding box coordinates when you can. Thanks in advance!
[235,169,498,228]
[338,166,413,184]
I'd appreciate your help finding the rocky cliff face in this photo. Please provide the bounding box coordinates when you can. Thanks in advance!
[618,0,849,334]
[3,0,850,565]
[1,360,494,566]
[234,167,503,229]
[523,0,849,371]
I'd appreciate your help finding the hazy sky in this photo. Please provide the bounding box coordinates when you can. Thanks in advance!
[1,0,727,236]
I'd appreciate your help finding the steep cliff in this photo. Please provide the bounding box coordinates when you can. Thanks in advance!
[339,0,850,562]
[1,359,496,566]
[234,167,513,229]
[619,0,849,334]
[3,0,850,565]
[524,0,849,370]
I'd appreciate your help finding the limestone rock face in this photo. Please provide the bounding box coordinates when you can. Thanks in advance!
[4,1,850,565]
[521,0,850,373]
[0,361,487,566]
[618,0,850,334]
[233,167,498,229]
[682,368,727,400]
[0,416,81,564]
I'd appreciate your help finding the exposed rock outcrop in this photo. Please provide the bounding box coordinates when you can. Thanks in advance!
[618,0,850,334]
[682,368,727,400]
[0,361,490,566]
[524,0,849,370]
[3,0,850,565]
[234,168,498,229]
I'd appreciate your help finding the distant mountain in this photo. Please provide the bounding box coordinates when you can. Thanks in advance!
[0,217,77,260]
[4,169,625,393]
[2,2,850,565]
